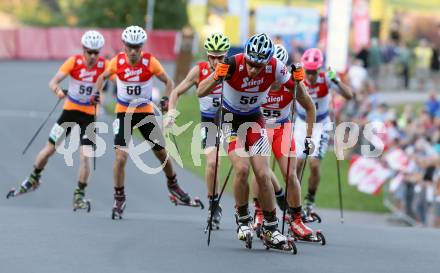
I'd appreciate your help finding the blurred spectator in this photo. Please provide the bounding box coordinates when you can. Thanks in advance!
[413,39,433,91]
[174,25,197,84]
[348,58,368,94]
[356,46,369,69]
[274,35,283,45]
[367,103,388,123]
[396,42,411,89]
[424,91,440,118]
[430,44,440,87]
[435,174,440,228]
[381,39,398,87]
[368,38,383,85]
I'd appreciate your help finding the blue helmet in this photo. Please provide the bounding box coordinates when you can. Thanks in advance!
[244,33,275,64]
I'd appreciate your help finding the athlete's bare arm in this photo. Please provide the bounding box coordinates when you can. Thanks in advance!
[95,70,113,102]
[48,72,68,97]
[334,81,353,100]
[156,72,174,97]
[295,82,316,137]
[197,72,218,98]
[169,66,198,111]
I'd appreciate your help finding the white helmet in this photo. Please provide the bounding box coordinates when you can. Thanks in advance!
[81,30,105,50]
[122,25,147,45]
[274,44,288,65]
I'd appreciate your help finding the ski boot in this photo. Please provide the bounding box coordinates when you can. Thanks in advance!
[168,178,204,209]
[303,195,322,223]
[6,174,41,199]
[252,202,264,239]
[262,219,297,255]
[289,210,326,246]
[111,193,126,220]
[206,198,222,231]
[72,188,91,212]
[235,213,254,249]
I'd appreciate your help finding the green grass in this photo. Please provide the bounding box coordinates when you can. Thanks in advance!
[174,93,387,213]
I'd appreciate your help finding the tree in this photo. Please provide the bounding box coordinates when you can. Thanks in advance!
[74,0,188,29]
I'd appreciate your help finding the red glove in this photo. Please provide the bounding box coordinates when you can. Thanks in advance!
[291,63,305,82]
[214,63,229,81]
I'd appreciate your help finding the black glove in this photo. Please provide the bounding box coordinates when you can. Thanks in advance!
[160,96,169,112]
[303,137,314,156]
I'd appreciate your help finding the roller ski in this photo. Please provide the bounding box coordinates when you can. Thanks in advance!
[72,188,91,212]
[111,194,126,220]
[303,197,322,223]
[169,195,204,209]
[235,213,253,249]
[167,178,204,209]
[289,210,326,246]
[6,175,41,199]
[205,198,222,232]
[261,219,297,255]
[252,201,264,239]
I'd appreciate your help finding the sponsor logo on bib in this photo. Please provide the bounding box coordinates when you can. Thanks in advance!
[124,68,143,79]
[241,77,264,89]
[119,58,125,65]
[202,68,208,76]
[266,95,282,103]
[142,58,149,66]
[79,69,98,80]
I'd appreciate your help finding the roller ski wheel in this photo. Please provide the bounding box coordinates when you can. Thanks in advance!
[6,188,17,199]
[290,230,326,246]
[6,179,41,199]
[303,210,322,223]
[245,232,252,249]
[73,199,91,213]
[111,201,126,220]
[254,224,262,240]
[237,224,253,249]
[263,236,297,255]
[168,194,204,209]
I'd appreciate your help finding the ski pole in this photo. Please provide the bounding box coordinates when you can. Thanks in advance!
[22,89,66,155]
[281,63,300,235]
[204,165,233,233]
[207,79,225,246]
[93,103,97,171]
[330,90,344,224]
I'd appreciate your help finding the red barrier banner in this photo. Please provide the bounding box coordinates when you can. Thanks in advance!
[0,29,16,59]
[0,27,178,61]
[16,27,50,59]
[48,27,84,59]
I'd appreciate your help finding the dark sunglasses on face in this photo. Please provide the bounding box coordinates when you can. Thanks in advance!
[86,50,100,55]
[125,43,143,50]
[305,69,318,75]
[207,54,225,60]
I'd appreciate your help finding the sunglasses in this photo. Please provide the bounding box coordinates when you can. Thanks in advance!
[305,69,318,75]
[207,54,226,60]
[125,43,143,50]
[86,50,100,55]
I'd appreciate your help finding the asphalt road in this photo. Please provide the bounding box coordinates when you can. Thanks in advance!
[0,61,439,273]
